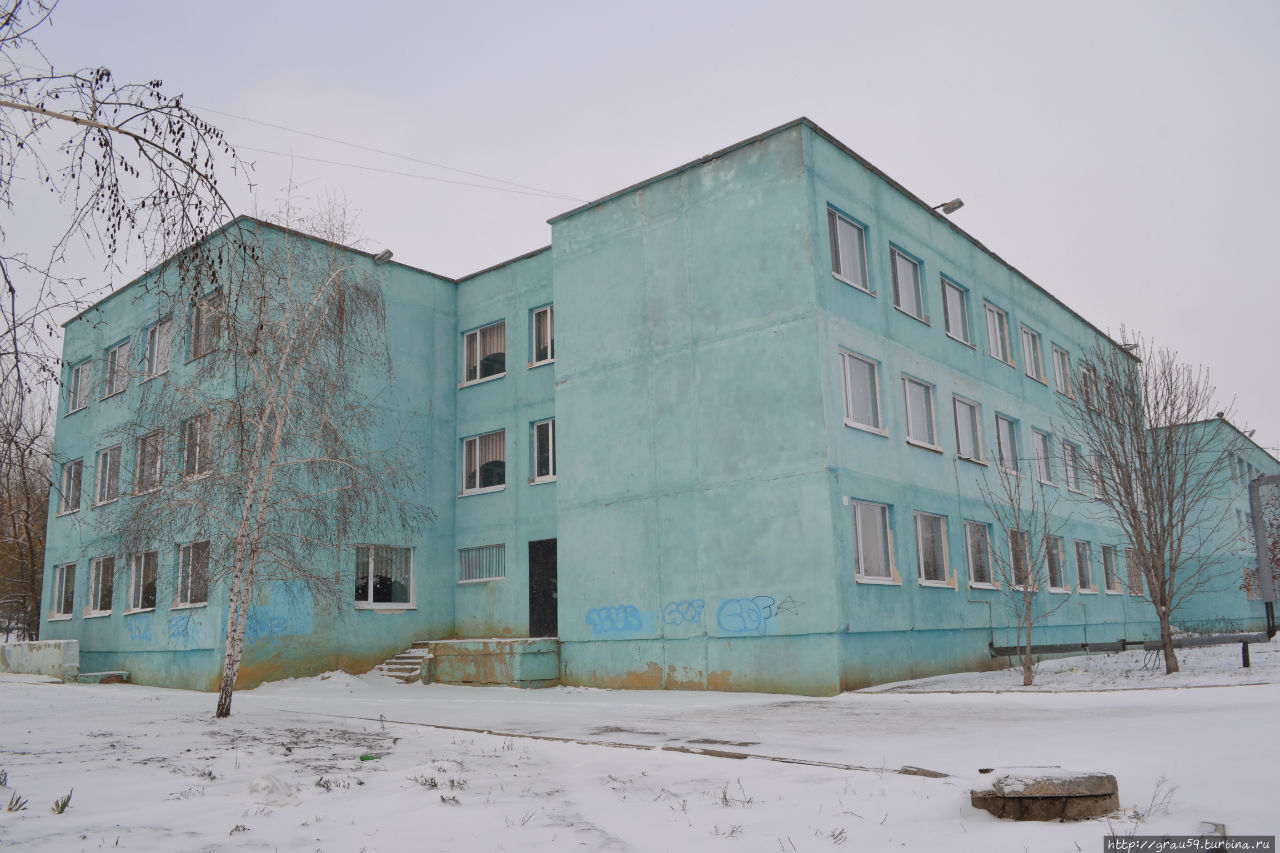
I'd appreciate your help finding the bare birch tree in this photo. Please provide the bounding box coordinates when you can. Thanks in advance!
[976,453,1070,686]
[105,207,430,717]
[1058,333,1237,674]
[1,0,242,409]
[0,390,48,639]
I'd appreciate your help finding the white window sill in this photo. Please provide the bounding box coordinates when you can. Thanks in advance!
[1056,388,1074,400]
[458,372,506,389]
[1025,373,1047,385]
[1105,589,1124,595]
[1037,479,1057,489]
[101,390,127,401]
[957,455,987,467]
[458,577,505,585]
[918,579,952,588]
[185,351,217,365]
[832,273,874,295]
[56,508,81,517]
[844,419,888,436]
[893,305,930,326]
[92,497,120,508]
[527,359,554,369]
[355,603,416,612]
[84,611,112,619]
[529,476,557,485]
[945,333,975,348]
[172,602,207,611]
[48,614,72,622]
[1078,588,1098,595]
[855,574,900,586]
[969,581,1000,590]
[1049,587,1072,595]
[184,472,214,481]
[1066,486,1087,496]
[66,406,87,417]
[134,487,161,497]
[125,607,156,615]
[988,353,1015,367]
[906,438,944,454]
[459,484,507,497]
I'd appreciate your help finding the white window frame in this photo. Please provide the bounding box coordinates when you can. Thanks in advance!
[128,551,159,612]
[1032,430,1054,485]
[355,545,415,607]
[995,415,1018,473]
[51,563,75,619]
[462,429,506,494]
[136,430,163,493]
[1008,528,1030,590]
[1079,363,1100,412]
[462,320,507,385]
[191,293,221,359]
[58,458,83,514]
[68,360,91,413]
[890,247,925,322]
[827,209,869,292]
[176,540,210,607]
[532,418,556,483]
[840,351,883,433]
[914,511,950,586]
[953,396,983,462]
[851,499,896,583]
[1063,442,1085,493]
[88,556,115,615]
[95,444,122,505]
[1046,535,1068,591]
[1102,545,1121,593]
[459,544,506,583]
[1021,326,1045,382]
[1052,346,1072,397]
[1075,540,1095,592]
[103,340,131,398]
[985,304,1011,364]
[965,521,995,587]
[530,305,554,367]
[183,413,213,477]
[902,377,938,449]
[941,277,971,344]
[145,317,172,378]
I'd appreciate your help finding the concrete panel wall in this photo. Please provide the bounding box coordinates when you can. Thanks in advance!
[1,640,80,681]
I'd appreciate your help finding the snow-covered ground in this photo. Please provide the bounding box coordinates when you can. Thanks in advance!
[2,640,1277,851]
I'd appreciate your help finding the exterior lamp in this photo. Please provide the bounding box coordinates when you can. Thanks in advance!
[373,250,393,266]
[932,198,964,215]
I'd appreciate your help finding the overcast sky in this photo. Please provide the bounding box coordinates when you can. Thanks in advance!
[14,0,1280,452]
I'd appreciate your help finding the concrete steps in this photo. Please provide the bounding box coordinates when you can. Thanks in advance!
[371,645,432,683]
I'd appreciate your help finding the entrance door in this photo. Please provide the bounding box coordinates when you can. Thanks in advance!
[528,538,558,638]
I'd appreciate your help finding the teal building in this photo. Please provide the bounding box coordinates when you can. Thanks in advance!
[39,119,1272,694]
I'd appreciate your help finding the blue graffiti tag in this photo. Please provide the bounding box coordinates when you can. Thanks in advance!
[126,617,151,642]
[662,599,705,626]
[168,614,193,642]
[584,605,642,635]
[244,612,289,645]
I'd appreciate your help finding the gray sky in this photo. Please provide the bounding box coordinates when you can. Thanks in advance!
[16,0,1280,452]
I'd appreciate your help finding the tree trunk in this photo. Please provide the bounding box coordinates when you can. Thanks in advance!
[1158,608,1180,674]
[215,571,250,718]
[1022,599,1034,686]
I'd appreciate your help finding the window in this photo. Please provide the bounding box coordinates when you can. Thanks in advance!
[1008,529,1029,588]
[995,415,1018,472]
[183,414,213,477]
[59,458,83,514]
[355,545,413,605]
[1075,541,1094,591]
[177,540,210,606]
[985,304,1011,363]
[103,340,131,397]
[890,248,924,320]
[1021,327,1044,382]
[827,209,868,291]
[1126,549,1143,597]
[903,377,937,447]
[52,563,75,618]
[95,445,122,504]
[1063,443,1084,492]
[841,352,882,431]
[965,521,993,586]
[1079,364,1100,411]
[89,556,114,614]
[191,293,221,358]
[136,430,163,493]
[1052,346,1072,397]
[1032,430,1053,484]
[463,321,506,383]
[1102,545,1120,593]
[953,397,982,461]
[145,317,172,377]
[531,305,554,365]
[68,360,91,413]
[129,551,158,611]
[941,278,970,344]
[1046,535,1067,590]
[914,512,949,584]
[462,430,505,493]
[852,500,894,581]
[459,544,506,582]
[533,419,556,482]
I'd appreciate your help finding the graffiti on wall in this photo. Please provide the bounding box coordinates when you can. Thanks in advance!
[126,617,151,642]
[168,613,194,643]
[662,599,705,626]
[585,605,642,635]
[716,595,801,636]
[245,610,289,646]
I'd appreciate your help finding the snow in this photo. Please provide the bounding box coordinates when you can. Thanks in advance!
[2,640,1278,851]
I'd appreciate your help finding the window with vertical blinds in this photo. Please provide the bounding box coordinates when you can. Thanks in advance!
[463,430,505,492]
[464,321,506,383]
[459,544,505,582]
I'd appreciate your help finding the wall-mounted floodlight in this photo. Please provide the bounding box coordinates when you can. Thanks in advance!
[373,250,394,266]
[932,198,964,215]
[1246,429,1257,439]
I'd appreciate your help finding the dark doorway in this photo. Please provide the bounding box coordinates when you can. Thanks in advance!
[528,538,558,638]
